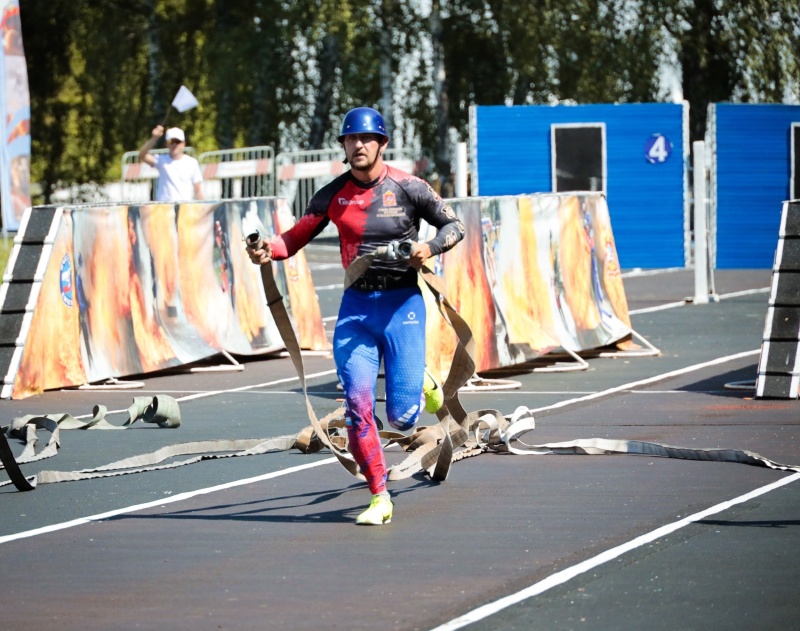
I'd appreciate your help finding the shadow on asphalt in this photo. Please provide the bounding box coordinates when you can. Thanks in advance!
[677,364,759,398]
[105,478,435,525]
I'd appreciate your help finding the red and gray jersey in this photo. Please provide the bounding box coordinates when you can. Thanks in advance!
[270,165,465,272]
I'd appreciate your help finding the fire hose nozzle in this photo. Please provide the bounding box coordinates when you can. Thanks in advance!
[395,240,414,259]
[245,232,261,249]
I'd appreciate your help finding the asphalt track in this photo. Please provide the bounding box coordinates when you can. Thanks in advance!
[1,244,798,631]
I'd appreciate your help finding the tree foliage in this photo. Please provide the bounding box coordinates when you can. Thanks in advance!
[17,0,800,203]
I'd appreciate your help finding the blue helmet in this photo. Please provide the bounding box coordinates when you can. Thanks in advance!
[337,107,388,142]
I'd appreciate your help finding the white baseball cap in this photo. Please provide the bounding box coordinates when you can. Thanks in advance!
[165,127,185,142]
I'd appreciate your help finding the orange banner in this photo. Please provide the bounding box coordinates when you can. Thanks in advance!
[11,193,628,398]
[423,193,631,379]
[12,198,328,398]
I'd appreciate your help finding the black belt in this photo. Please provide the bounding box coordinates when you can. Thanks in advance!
[351,268,418,292]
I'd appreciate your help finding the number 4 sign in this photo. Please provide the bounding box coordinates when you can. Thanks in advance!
[644,133,673,164]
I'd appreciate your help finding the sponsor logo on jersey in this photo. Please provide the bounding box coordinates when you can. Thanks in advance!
[338,198,365,206]
[402,310,420,325]
[377,189,404,216]
[426,184,443,201]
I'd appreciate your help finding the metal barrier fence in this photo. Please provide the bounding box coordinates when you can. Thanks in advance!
[120,147,197,203]
[197,146,275,200]
[120,145,415,216]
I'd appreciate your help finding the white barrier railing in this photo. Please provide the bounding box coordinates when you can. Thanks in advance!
[118,145,416,212]
[198,146,275,200]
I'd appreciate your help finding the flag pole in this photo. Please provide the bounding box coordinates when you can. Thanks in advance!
[159,105,173,129]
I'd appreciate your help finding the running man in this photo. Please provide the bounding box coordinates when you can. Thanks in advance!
[247,107,464,525]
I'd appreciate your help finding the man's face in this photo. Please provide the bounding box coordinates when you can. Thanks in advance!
[168,138,184,158]
[343,133,385,172]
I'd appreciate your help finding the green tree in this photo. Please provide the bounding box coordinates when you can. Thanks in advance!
[17,0,800,202]
[657,0,800,142]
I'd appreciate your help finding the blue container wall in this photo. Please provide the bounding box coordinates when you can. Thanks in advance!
[713,103,799,269]
[474,103,687,269]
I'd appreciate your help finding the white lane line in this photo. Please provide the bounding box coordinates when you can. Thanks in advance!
[719,287,770,299]
[629,286,769,315]
[629,300,687,314]
[430,471,800,631]
[527,350,760,414]
[62,390,347,396]
[0,458,338,545]
[459,390,749,396]
[63,369,339,420]
[172,369,335,402]
[621,267,685,278]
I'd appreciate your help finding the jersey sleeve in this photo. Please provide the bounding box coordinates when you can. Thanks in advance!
[269,194,331,260]
[407,177,465,255]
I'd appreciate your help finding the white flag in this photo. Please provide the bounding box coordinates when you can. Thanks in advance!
[171,85,199,113]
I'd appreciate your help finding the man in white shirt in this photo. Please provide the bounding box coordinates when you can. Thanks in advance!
[138,125,204,202]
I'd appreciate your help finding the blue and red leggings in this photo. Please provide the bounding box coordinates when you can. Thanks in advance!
[334,285,427,495]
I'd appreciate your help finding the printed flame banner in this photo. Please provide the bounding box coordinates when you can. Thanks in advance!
[423,193,631,379]
[11,192,629,398]
[0,0,30,231]
[12,198,329,398]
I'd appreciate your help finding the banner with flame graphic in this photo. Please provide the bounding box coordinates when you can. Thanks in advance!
[0,0,31,231]
[422,193,631,379]
[11,198,329,398]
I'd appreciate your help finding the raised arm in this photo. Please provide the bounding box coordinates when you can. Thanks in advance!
[138,125,164,167]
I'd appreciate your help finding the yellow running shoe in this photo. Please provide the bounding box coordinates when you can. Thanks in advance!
[423,366,444,413]
[356,494,393,525]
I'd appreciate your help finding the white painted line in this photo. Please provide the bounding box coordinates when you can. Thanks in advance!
[61,389,347,396]
[315,283,344,291]
[176,370,338,403]
[460,390,597,395]
[629,300,687,314]
[459,389,737,396]
[0,458,338,546]
[430,471,800,631]
[629,286,769,315]
[621,267,685,278]
[629,389,725,394]
[527,350,760,414]
[718,287,770,300]
[65,369,339,420]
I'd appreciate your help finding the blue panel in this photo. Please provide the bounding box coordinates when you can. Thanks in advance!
[713,103,799,269]
[474,104,686,268]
